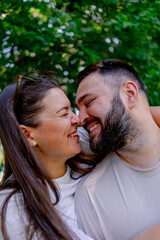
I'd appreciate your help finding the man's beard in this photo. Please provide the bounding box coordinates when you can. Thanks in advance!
[90,94,138,155]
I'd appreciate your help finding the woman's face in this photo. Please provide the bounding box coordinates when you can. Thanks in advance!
[31,88,81,163]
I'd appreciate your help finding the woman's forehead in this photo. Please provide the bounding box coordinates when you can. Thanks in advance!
[43,88,70,111]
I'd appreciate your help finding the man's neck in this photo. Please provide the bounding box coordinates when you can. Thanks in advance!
[116,123,160,169]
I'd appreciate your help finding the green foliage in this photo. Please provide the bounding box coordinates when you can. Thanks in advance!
[0,161,3,173]
[0,0,160,105]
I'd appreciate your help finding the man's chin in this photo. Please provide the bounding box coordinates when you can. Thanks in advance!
[90,136,101,153]
[90,134,99,144]
[90,133,113,155]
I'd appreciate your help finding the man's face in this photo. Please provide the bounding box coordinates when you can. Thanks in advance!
[76,72,114,142]
[76,72,136,155]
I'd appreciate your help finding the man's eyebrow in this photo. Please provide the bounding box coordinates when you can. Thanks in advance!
[76,93,93,107]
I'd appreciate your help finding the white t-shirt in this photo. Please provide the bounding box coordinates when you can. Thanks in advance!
[0,170,94,240]
[54,168,94,240]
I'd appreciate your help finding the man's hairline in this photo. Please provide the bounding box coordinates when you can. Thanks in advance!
[78,71,120,94]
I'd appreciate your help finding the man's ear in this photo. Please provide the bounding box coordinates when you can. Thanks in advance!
[20,125,37,147]
[122,81,139,110]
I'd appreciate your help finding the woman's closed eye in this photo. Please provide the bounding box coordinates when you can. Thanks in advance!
[62,113,68,117]
[57,107,69,117]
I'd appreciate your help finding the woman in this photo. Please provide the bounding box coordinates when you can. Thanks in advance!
[0,76,95,240]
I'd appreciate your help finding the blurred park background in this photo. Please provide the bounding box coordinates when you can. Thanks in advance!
[1,0,160,173]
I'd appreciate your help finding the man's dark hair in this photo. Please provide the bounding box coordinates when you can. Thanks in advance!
[78,59,147,97]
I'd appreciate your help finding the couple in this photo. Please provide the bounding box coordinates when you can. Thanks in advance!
[0,59,160,240]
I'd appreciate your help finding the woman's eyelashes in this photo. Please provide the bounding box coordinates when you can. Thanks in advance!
[62,113,68,117]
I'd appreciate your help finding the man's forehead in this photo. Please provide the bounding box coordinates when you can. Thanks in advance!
[78,71,115,90]
[76,75,99,104]
[77,72,104,93]
[80,71,104,83]
[76,72,112,106]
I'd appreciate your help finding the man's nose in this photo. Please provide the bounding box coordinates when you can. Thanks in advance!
[78,109,89,126]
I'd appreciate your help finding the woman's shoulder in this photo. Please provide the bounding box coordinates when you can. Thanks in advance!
[0,189,29,239]
[0,188,23,205]
[0,188,25,220]
[0,189,15,207]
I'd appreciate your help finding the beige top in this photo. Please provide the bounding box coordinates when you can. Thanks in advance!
[75,152,160,240]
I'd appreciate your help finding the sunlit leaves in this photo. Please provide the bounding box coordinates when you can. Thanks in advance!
[0,0,160,105]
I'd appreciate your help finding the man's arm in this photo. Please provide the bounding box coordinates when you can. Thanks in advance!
[150,106,160,127]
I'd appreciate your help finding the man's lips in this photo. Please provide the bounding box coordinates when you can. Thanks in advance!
[88,124,98,133]
[84,120,99,133]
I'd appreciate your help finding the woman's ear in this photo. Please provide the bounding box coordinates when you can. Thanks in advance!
[20,125,37,147]
[123,81,139,110]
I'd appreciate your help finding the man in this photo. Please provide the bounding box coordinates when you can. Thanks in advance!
[75,59,160,240]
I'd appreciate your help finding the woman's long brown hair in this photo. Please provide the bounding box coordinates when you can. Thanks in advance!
[0,79,83,240]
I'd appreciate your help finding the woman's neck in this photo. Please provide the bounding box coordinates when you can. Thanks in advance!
[47,162,67,179]
[37,151,67,179]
